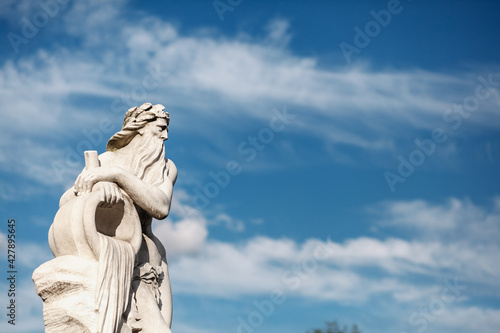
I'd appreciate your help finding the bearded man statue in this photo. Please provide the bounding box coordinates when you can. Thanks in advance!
[34,103,177,333]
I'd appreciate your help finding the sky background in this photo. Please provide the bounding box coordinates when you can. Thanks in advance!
[0,0,500,332]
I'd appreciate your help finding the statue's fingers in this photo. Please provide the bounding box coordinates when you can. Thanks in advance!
[117,188,123,203]
[102,185,112,208]
[110,186,119,206]
[81,171,93,181]
[106,184,114,206]
[78,171,89,184]
[100,184,107,207]
[85,179,92,194]
[109,184,118,207]
[81,174,91,184]
[85,178,95,193]
[74,174,82,193]
[80,175,87,193]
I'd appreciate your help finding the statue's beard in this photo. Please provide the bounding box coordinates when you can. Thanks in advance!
[129,133,166,187]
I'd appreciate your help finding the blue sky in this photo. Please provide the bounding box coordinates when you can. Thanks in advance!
[1,0,500,332]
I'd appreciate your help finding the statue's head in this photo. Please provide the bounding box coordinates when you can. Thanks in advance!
[107,103,170,186]
[107,103,169,151]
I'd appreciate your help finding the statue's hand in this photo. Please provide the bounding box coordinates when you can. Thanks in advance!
[74,167,121,194]
[95,182,124,208]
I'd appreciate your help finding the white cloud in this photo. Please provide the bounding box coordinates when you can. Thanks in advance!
[154,190,209,257]
[2,2,499,332]
[18,242,53,269]
[1,0,498,308]
[149,195,500,317]
[436,306,500,333]
[265,18,292,46]
[154,217,208,258]
[3,191,499,331]
[211,213,245,231]
[376,198,467,231]
[374,197,500,244]
[168,235,453,304]
[1,0,499,200]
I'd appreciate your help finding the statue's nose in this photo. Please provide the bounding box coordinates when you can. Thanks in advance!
[161,132,168,140]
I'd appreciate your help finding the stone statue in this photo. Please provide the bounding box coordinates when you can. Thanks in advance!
[33,103,177,333]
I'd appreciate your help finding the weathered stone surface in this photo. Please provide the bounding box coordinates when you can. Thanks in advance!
[33,103,177,333]
[33,256,98,333]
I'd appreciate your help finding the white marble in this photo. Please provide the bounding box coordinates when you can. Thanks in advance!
[33,103,177,333]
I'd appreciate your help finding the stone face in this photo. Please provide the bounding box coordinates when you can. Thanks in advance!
[33,103,177,333]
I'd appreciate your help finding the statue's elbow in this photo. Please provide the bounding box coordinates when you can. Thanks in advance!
[154,206,170,220]
[155,212,168,220]
[151,197,171,220]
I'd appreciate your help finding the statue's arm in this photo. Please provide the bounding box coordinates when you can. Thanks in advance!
[74,161,177,220]
[115,168,173,219]
[65,163,122,209]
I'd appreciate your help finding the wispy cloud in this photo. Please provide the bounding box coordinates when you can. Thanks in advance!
[152,192,500,313]
[153,195,500,332]
[2,0,499,200]
[3,1,499,333]
[374,197,500,244]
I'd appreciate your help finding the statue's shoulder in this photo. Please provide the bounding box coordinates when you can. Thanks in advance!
[165,158,177,185]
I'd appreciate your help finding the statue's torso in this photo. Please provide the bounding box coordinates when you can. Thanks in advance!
[100,152,167,267]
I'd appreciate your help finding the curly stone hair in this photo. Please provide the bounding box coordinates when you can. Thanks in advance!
[106,103,169,152]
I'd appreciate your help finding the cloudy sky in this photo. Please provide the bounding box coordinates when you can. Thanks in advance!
[1,0,500,332]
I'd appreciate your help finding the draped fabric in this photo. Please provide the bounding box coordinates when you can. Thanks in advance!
[94,234,135,333]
